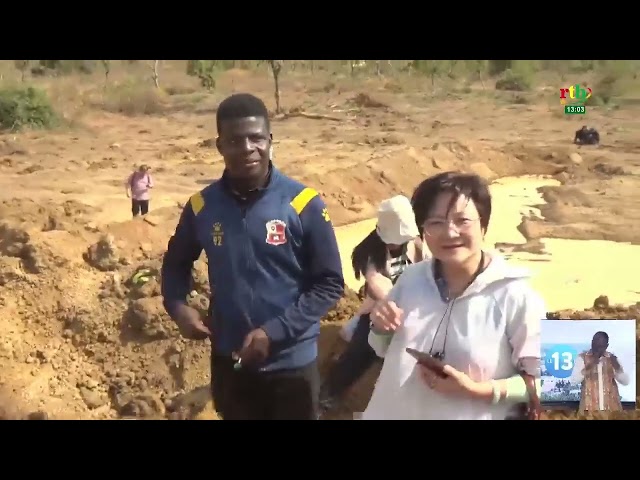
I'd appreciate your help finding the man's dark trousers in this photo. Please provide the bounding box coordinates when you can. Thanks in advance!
[211,355,321,420]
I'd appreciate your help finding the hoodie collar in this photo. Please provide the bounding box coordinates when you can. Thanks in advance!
[427,251,531,302]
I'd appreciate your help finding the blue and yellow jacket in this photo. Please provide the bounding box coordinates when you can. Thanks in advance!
[161,166,344,371]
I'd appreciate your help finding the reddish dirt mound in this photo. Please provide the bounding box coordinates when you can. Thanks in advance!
[0,205,211,419]
[0,199,365,420]
[2,211,636,423]
[547,295,640,321]
[0,199,96,234]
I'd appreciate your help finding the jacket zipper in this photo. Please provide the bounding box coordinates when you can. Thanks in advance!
[240,205,255,330]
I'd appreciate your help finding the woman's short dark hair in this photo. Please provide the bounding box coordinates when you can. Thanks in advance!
[351,230,388,280]
[411,172,492,235]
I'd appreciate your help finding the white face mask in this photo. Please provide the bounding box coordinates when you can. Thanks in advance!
[268,145,274,161]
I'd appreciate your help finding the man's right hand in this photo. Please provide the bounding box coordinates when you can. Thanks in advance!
[173,304,211,340]
[370,300,404,333]
[610,354,622,371]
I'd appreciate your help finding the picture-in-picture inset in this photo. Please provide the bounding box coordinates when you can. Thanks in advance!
[540,319,637,412]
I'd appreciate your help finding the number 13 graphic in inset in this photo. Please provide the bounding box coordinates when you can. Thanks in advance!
[552,351,573,370]
[545,344,578,379]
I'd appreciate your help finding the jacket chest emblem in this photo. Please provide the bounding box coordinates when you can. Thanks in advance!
[265,219,287,246]
[212,222,224,246]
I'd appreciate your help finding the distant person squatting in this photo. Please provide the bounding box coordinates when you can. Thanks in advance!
[574,126,600,146]
[319,195,427,413]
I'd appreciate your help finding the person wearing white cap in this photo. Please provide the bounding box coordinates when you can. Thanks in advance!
[319,195,429,414]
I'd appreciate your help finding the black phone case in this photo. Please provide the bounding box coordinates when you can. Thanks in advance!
[405,348,448,377]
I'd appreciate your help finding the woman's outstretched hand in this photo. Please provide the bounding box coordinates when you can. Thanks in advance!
[370,300,403,333]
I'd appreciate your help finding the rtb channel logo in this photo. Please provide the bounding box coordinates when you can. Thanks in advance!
[559,84,592,105]
[544,344,579,379]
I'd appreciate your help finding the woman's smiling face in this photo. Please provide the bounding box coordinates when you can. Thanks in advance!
[422,192,485,265]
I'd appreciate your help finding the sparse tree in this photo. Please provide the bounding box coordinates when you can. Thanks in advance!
[148,60,160,88]
[186,60,217,91]
[412,60,447,88]
[14,61,31,82]
[471,60,488,88]
[488,60,512,76]
[267,60,284,114]
[100,60,111,86]
[447,60,458,78]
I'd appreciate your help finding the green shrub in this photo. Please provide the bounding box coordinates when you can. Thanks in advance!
[0,86,59,131]
[495,69,532,92]
[186,60,221,91]
[38,60,96,75]
[488,60,512,76]
[590,72,629,105]
[101,82,168,116]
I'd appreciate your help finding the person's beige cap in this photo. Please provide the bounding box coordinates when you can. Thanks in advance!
[376,195,419,245]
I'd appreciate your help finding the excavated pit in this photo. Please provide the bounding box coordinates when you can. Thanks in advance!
[1,202,638,420]
[1,71,639,420]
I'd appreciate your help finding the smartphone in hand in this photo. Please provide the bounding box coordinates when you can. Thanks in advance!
[406,348,449,378]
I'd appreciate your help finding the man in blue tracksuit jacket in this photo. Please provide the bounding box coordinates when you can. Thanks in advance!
[161,93,344,420]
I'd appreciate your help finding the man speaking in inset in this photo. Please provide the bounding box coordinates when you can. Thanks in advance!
[571,331,630,412]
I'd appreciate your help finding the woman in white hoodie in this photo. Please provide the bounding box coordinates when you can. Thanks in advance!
[319,195,427,413]
[364,172,544,420]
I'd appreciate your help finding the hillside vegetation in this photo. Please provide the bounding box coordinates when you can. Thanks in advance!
[0,60,638,132]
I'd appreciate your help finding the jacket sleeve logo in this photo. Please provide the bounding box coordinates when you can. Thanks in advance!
[212,222,224,246]
[265,219,287,246]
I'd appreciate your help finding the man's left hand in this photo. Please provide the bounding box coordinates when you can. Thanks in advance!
[419,364,479,398]
[235,328,270,366]
[610,354,622,372]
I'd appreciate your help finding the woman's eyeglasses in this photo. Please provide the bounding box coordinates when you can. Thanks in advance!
[423,217,478,237]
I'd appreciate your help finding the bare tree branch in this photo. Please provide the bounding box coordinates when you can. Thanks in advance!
[148,60,160,88]
[267,60,284,114]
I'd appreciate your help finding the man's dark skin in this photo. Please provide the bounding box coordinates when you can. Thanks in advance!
[584,332,621,371]
[171,116,273,366]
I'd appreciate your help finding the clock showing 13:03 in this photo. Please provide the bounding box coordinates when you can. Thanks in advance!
[544,344,579,379]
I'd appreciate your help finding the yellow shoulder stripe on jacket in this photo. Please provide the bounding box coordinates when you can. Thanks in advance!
[190,191,205,215]
[290,187,318,215]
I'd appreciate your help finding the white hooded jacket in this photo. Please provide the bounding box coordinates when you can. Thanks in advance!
[363,253,544,420]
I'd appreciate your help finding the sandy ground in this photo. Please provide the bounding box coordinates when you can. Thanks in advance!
[0,66,639,420]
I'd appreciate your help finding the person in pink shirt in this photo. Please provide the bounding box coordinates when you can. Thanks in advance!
[126,165,154,217]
